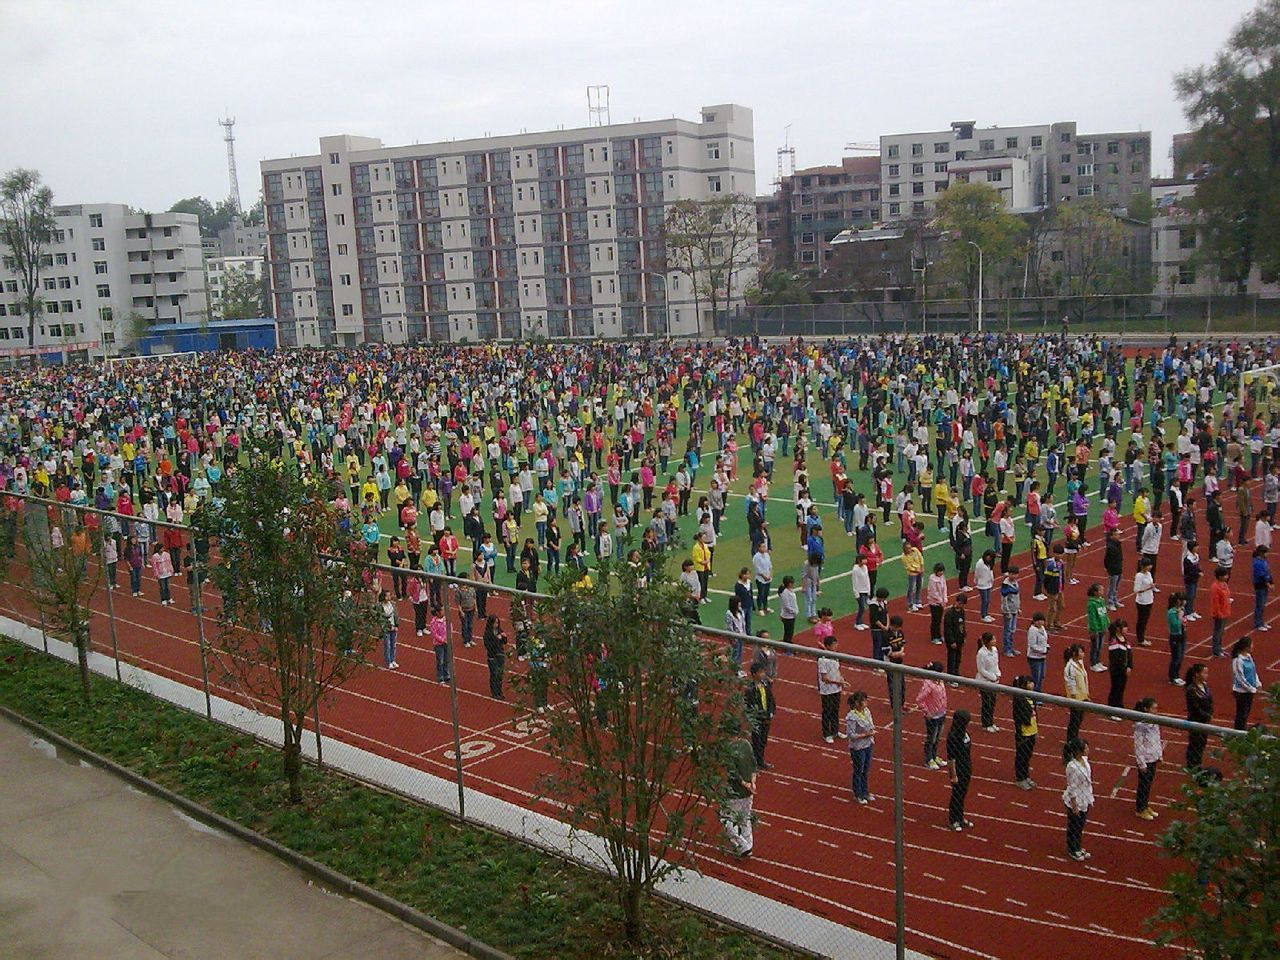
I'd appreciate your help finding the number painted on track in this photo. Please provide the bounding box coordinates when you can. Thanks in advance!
[445,738,496,761]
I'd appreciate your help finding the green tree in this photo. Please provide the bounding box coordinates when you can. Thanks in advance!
[1053,200,1134,303]
[522,556,745,944]
[23,498,101,702]
[663,194,757,335]
[932,182,1024,323]
[0,168,56,359]
[218,264,263,319]
[195,454,383,802]
[168,196,239,239]
[1175,0,1280,292]
[1150,686,1280,958]
[745,267,812,305]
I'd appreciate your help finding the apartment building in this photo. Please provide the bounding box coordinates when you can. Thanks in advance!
[755,156,879,270]
[879,120,1150,221]
[217,217,268,258]
[0,204,207,361]
[206,254,266,319]
[260,104,755,347]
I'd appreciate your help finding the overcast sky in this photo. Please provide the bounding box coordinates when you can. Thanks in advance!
[0,0,1254,212]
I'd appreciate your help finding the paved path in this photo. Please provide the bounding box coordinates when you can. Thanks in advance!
[0,714,466,960]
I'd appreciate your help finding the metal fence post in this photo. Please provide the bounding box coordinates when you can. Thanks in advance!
[39,610,47,653]
[101,538,122,682]
[443,587,466,820]
[192,577,213,719]
[892,666,906,960]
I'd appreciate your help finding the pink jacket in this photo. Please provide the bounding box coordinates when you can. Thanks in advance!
[915,679,948,719]
[925,574,949,606]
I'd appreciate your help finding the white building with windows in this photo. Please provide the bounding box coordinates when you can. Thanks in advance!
[260,104,755,346]
[879,120,1150,221]
[0,204,207,362]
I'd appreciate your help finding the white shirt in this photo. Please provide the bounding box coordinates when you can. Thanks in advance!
[850,563,871,596]
[817,655,843,695]
[974,558,995,591]
[1063,757,1094,812]
[975,645,1001,683]
[752,551,774,583]
[1134,571,1155,606]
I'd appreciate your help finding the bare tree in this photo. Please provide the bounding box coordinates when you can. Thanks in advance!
[662,193,757,335]
[0,168,56,361]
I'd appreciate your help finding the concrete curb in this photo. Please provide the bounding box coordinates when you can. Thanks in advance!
[0,703,516,960]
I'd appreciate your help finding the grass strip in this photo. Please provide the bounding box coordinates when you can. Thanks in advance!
[0,638,805,960]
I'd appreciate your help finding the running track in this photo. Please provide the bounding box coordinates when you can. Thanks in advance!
[2,484,1274,960]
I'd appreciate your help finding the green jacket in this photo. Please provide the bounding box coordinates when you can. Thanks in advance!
[1087,596,1109,633]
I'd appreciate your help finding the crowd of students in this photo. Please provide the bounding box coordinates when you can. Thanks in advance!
[1,333,1277,864]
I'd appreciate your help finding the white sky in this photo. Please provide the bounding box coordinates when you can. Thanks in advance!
[0,0,1254,211]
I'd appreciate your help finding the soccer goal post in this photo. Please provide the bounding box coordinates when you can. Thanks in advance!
[1240,362,1280,418]
[105,350,201,372]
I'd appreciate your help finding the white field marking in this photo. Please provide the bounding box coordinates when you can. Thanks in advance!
[962,885,987,896]
[1110,766,1132,797]
[1005,844,1029,853]
[1007,897,1028,907]
[1046,910,1071,921]
[817,839,840,849]
[785,828,805,838]
[923,872,947,882]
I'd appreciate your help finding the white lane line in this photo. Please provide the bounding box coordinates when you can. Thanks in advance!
[1110,766,1132,797]
[923,872,947,882]
[1046,909,1071,920]
[1007,897,1028,907]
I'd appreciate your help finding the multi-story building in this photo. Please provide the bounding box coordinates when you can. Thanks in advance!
[755,156,879,271]
[260,104,755,346]
[217,216,268,258]
[0,204,207,362]
[205,254,266,319]
[1151,177,1280,298]
[879,120,1150,221]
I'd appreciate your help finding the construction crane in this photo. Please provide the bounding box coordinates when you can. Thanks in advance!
[844,141,879,153]
[775,124,796,188]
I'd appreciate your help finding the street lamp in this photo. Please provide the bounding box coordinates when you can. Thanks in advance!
[965,240,984,333]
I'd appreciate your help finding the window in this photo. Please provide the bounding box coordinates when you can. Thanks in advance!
[1060,174,1071,184]
[935,181,948,192]
[334,213,346,225]
[1030,136,1043,148]
[339,274,352,286]
[336,243,348,255]
[1178,228,1196,250]
[912,181,924,194]
[887,145,899,158]
[1050,250,1064,262]
[1178,264,1196,285]
[800,251,815,263]
[888,183,900,197]
[94,261,107,274]
[887,164,900,177]
[707,176,722,193]
[911,143,923,156]
[1077,164,1094,176]
[1076,184,1094,196]
[800,232,815,244]
[89,213,103,228]
[912,163,923,176]
[96,284,110,297]
[1005,137,1018,149]
[92,238,105,251]
[1130,161,1144,174]
[888,202,900,216]
[54,253,68,265]
[331,183,342,196]
[1107,141,1120,155]
[979,139,994,151]
[706,142,720,160]
[987,170,1003,182]
[911,201,925,214]
[934,162,947,173]
[1060,132,1071,143]
[329,152,340,163]
[342,303,354,315]
[933,142,949,154]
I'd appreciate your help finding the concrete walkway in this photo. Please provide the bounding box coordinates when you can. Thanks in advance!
[0,715,466,960]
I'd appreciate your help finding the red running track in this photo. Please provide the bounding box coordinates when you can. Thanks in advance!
[2,488,1274,960]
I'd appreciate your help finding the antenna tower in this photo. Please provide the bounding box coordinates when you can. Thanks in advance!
[775,124,796,188]
[587,85,611,127]
[219,116,242,214]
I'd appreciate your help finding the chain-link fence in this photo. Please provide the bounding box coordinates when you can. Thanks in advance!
[734,294,1280,341]
[0,491,1255,960]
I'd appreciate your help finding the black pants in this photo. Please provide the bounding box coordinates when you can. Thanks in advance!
[949,775,970,826]
[1136,761,1158,811]
[1234,691,1254,730]
[1067,707,1085,743]
[413,602,427,633]
[1167,637,1185,683]
[487,655,505,699]
[821,693,840,739]
[1108,667,1129,709]
[751,720,771,766]
[946,643,963,676]
[781,617,795,648]
[1066,807,1088,854]
[930,605,944,642]
[980,691,996,728]
[1014,734,1035,782]
[1186,731,1207,770]
[1135,602,1153,645]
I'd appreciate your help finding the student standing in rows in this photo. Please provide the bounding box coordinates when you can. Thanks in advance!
[851,555,872,631]
[1063,643,1090,742]
[1106,620,1133,712]
[975,549,997,622]
[1011,675,1038,789]
[817,635,845,743]
[1086,583,1109,672]
[846,690,875,804]
[885,616,907,708]
[1133,697,1164,821]
[1063,738,1095,861]
[975,631,1001,732]
[944,594,967,676]
[1166,592,1187,685]
[1026,612,1049,692]
[151,542,174,605]
[1252,545,1272,630]
[483,614,506,698]
[1103,528,1124,609]
[1209,567,1233,657]
[379,589,399,669]
[1183,663,1214,770]
[777,575,798,648]
[915,665,949,770]
[1231,636,1261,730]
[1133,557,1157,647]
[946,710,974,832]
[1000,565,1021,657]
[869,586,890,660]
[746,661,776,769]
[1182,539,1202,620]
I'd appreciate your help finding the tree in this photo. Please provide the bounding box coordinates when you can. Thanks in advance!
[218,264,263,319]
[662,194,757,335]
[1175,0,1280,292]
[23,497,101,702]
[932,182,1024,322]
[0,168,56,359]
[1150,686,1280,958]
[125,310,151,349]
[745,267,812,306]
[168,196,240,239]
[816,222,921,327]
[522,556,745,944]
[1053,200,1133,305]
[195,453,383,802]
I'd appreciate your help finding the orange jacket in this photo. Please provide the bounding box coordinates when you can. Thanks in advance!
[1210,580,1233,619]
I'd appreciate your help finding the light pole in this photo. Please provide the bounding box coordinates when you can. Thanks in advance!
[965,240,984,333]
